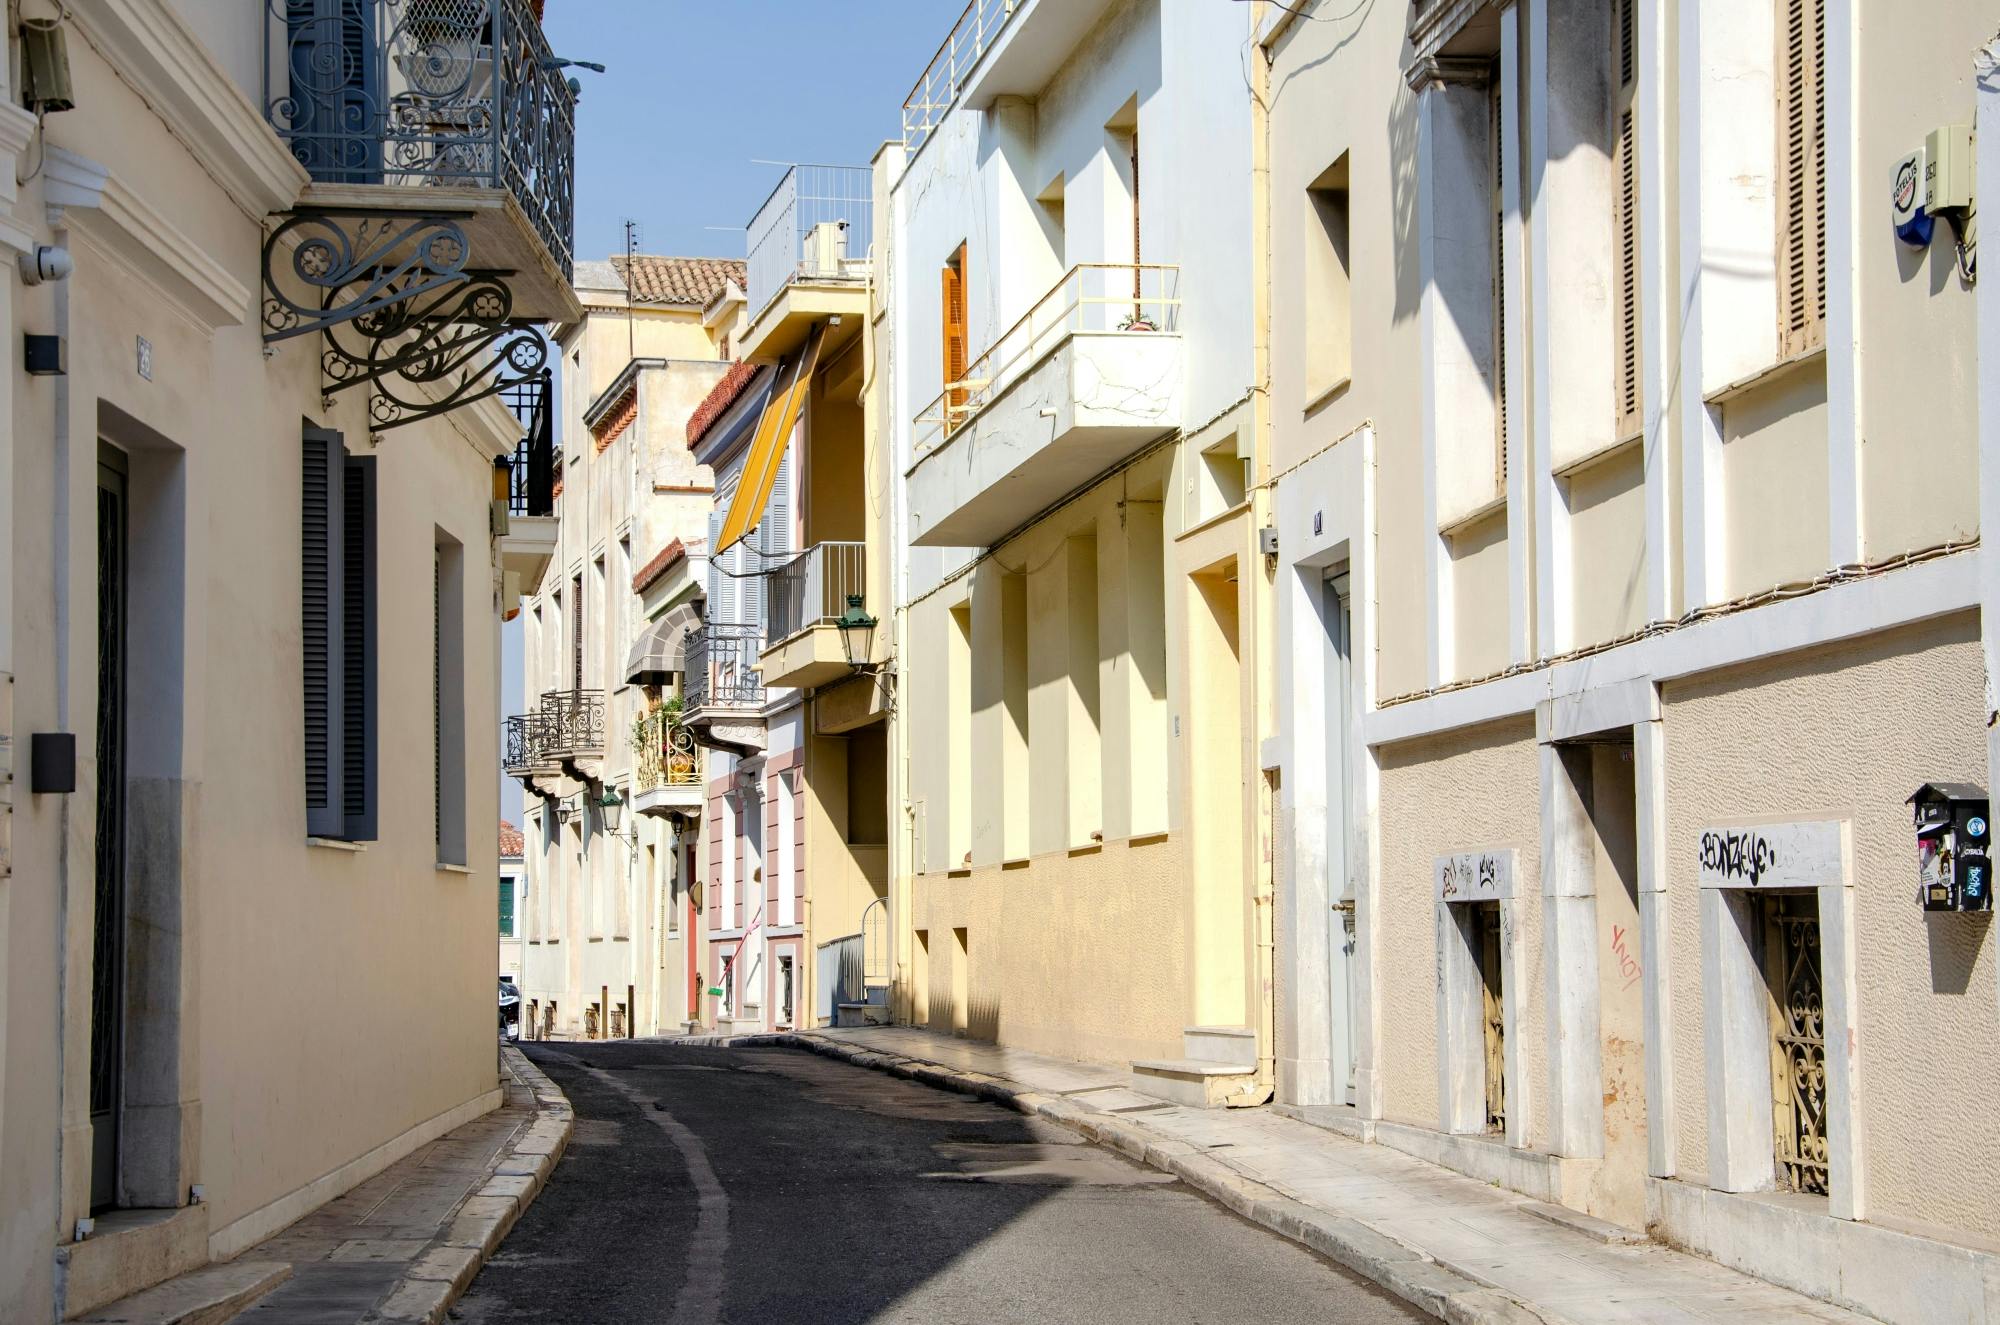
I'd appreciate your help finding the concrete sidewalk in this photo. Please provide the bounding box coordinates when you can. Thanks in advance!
[758,1026,1867,1325]
[77,1047,572,1325]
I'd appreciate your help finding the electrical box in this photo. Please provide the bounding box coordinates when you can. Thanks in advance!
[1892,147,1932,245]
[1925,124,1974,215]
[1909,782,1991,912]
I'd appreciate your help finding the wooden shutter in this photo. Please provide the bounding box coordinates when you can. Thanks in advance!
[1612,0,1643,439]
[341,453,377,841]
[302,426,345,837]
[571,572,584,689]
[1777,0,1825,357]
[942,246,968,431]
[1492,73,1508,493]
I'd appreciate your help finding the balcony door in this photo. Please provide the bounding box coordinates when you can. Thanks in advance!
[284,0,383,184]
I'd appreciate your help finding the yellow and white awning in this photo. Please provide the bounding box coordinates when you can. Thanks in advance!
[714,323,824,555]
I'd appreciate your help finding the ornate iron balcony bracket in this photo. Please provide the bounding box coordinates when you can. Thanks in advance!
[262,212,473,344]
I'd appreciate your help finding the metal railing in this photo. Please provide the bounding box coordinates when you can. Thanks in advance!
[537,688,604,759]
[765,543,866,647]
[263,0,576,276]
[745,164,874,317]
[904,0,1021,152]
[502,367,555,516]
[914,263,1181,461]
[633,704,701,791]
[682,623,766,711]
[503,711,548,771]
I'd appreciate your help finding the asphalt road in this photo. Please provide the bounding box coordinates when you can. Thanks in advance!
[456,1040,1424,1325]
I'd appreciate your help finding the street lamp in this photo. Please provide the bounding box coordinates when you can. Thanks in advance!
[836,594,878,669]
[595,788,624,837]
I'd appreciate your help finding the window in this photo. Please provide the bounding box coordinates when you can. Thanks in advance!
[570,570,584,691]
[302,426,376,841]
[435,532,466,865]
[1612,0,1642,439]
[941,243,969,433]
[1305,153,1353,398]
[498,877,515,937]
[1776,0,1825,357]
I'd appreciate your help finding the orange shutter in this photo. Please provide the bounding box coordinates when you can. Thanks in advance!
[942,247,968,432]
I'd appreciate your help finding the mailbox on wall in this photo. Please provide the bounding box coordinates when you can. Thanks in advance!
[1909,782,1991,913]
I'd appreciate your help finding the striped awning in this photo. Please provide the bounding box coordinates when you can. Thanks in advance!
[713,322,824,554]
[623,604,702,685]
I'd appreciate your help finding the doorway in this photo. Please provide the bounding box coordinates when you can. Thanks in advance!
[1189,561,1246,1028]
[91,446,130,1211]
[1322,571,1357,1105]
[1754,891,1827,1196]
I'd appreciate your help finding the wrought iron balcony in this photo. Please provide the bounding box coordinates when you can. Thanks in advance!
[501,369,556,517]
[502,711,548,773]
[683,623,766,713]
[263,0,575,278]
[766,543,866,646]
[537,688,605,762]
[745,164,874,317]
[634,705,701,792]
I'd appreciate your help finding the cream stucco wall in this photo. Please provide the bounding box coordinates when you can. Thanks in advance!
[1375,719,1546,1139]
[1661,611,2000,1237]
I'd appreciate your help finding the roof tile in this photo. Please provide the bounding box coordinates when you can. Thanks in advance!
[610,255,746,308]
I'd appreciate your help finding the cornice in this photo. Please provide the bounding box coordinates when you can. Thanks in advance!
[1405,55,1494,94]
[67,0,308,218]
[44,147,251,329]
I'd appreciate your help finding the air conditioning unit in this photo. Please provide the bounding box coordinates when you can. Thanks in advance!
[804,220,850,278]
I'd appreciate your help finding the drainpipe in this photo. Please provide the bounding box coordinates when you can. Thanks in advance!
[1229,1,1279,1110]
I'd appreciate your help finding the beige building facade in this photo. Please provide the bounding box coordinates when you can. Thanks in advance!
[1258,0,2000,1318]
[887,0,1269,1099]
[509,254,739,1041]
[1,0,571,1316]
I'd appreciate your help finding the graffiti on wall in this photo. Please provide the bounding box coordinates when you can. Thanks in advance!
[1696,820,1846,890]
[1435,848,1515,902]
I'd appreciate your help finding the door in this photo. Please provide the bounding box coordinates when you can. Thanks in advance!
[1323,572,1357,1105]
[91,449,129,1211]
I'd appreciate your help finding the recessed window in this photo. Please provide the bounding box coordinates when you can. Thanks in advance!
[1305,152,1353,399]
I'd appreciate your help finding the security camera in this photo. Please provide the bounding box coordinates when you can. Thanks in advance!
[20,244,71,286]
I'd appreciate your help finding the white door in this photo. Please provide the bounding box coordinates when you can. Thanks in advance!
[1324,572,1357,1106]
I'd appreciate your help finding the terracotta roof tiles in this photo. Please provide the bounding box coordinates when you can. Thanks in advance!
[687,359,763,449]
[610,255,747,308]
[500,820,524,858]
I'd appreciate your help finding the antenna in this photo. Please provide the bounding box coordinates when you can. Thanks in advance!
[622,217,641,361]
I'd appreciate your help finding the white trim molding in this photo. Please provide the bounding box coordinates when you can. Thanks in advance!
[43,148,252,330]
[68,0,309,219]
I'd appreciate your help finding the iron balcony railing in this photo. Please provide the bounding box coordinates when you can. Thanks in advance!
[537,688,604,760]
[745,164,874,317]
[633,704,702,791]
[913,263,1181,461]
[264,0,576,277]
[683,623,765,712]
[904,0,1021,152]
[503,712,547,772]
[501,367,555,516]
[765,543,866,647]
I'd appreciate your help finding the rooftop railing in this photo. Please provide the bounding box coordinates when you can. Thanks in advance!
[913,263,1181,462]
[765,543,866,647]
[903,0,1021,152]
[263,0,576,277]
[745,164,874,317]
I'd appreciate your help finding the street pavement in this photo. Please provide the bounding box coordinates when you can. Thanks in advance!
[455,1039,1425,1324]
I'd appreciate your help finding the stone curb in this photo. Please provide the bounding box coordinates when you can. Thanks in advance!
[739,1033,1556,1325]
[360,1047,574,1325]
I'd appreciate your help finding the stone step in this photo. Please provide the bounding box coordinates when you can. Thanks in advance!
[1130,1058,1259,1109]
[835,1001,891,1028]
[74,1261,289,1325]
[1181,1025,1257,1066]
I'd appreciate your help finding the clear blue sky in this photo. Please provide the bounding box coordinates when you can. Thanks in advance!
[504,3,947,830]
[544,1,950,264]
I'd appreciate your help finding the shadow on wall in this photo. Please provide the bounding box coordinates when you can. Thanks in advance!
[1925,912,1990,996]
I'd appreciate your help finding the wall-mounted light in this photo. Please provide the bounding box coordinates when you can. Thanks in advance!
[837,595,878,669]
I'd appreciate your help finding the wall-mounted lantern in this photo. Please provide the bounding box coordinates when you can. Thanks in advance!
[837,594,877,669]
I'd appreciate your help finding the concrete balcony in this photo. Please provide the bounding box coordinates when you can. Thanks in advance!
[908,264,1182,549]
[740,164,873,363]
[903,0,1123,151]
[761,543,868,690]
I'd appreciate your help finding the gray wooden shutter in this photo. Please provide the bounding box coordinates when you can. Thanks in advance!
[303,426,345,838]
[342,453,378,841]
[757,445,793,637]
